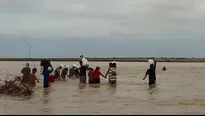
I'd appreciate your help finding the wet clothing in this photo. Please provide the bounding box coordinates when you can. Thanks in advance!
[54,67,61,79]
[61,68,68,79]
[93,78,100,84]
[79,66,86,76]
[146,64,156,85]
[79,66,87,84]
[88,70,94,84]
[21,67,31,83]
[68,67,76,77]
[107,67,117,84]
[93,70,103,84]
[93,70,102,79]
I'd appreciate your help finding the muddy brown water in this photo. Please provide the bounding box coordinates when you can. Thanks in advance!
[0,61,205,115]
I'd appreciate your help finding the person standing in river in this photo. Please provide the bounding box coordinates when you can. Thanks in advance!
[79,61,87,84]
[21,63,31,83]
[143,59,157,85]
[79,55,89,84]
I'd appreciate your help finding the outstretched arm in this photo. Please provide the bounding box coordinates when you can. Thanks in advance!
[100,72,107,78]
[35,75,40,83]
[143,70,149,80]
[105,68,110,77]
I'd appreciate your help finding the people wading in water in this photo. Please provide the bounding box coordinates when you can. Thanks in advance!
[143,59,157,86]
[88,67,94,84]
[54,64,64,80]
[93,66,106,84]
[105,62,117,84]
[21,63,31,84]
[79,55,89,84]
[162,66,167,71]
[61,65,69,80]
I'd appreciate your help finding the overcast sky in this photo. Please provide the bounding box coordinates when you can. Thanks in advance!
[0,0,205,58]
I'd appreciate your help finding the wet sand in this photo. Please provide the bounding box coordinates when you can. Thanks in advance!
[0,61,205,115]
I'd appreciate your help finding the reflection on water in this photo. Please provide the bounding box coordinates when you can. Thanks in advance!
[148,85,159,100]
[0,61,205,115]
[41,88,52,115]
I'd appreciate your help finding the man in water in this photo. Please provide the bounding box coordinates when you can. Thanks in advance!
[61,65,69,80]
[79,61,87,84]
[68,64,77,78]
[54,64,63,80]
[143,60,157,85]
[21,63,31,83]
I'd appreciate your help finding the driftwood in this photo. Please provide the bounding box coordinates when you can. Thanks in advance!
[0,75,33,96]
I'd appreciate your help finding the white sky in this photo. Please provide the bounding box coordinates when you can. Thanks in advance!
[1,0,205,39]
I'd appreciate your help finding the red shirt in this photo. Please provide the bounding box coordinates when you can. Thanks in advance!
[93,70,102,79]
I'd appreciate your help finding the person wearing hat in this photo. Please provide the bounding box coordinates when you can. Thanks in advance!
[21,63,31,83]
[54,64,64,80]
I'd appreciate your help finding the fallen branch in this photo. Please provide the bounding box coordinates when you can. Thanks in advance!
[0,75,33,96]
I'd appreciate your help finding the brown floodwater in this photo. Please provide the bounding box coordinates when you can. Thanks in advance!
[0,61,205,115]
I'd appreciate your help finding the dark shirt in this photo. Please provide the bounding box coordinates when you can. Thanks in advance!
[146,64,156,80]
[54,67,61,75]
[21,67,31,82]
[88,70,94,81]
[79,66,86,76]
[69,67,76,75]
[61,68,68,78]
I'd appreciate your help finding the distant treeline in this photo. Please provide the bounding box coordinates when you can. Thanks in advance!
[0,57,205,62]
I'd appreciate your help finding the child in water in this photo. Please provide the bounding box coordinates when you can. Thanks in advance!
[105,62,117,84]
[93,66,106,84]
[28,68,40,88]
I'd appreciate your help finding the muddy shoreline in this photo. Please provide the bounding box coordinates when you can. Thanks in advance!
[0,57,205,62]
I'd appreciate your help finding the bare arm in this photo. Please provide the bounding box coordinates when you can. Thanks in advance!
[143,70,149,80]
[35,75,40,83]
[105,68,110,77]
[21,68,24,73]
[100,72,106,78]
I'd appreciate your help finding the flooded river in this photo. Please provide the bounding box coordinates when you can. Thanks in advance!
[0,61,205,115]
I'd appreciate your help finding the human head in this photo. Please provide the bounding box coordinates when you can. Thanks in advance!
[80,55,84,58]
[109,63,113,68]
[95,66,100,71]
[112,61,117,68]
[65,65,69,69]
[60,64,64,69]
[25,63,29,67]
[32,68,37,73]
[73,64,77,68]
[89,67,94,71]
